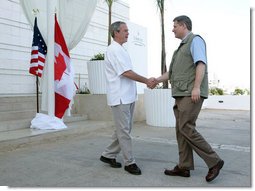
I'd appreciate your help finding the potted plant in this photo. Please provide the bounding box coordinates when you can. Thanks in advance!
[144,85,175,127]
[86,0,116,94]
[87,53,107,94]
[144,0,175,127]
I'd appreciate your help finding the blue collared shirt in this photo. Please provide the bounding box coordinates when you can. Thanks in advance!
[190,36,207,65]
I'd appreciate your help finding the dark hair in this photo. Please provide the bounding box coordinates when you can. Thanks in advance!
[110,21,126,38]
[173,15,192,31]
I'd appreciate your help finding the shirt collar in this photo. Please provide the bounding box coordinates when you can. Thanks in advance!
[181,31,192,41]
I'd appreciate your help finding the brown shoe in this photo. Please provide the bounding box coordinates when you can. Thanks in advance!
[206,160,224,182]
[164,165,190,177]
[124,163,142,175]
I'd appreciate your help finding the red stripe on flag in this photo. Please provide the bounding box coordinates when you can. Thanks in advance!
[55,15,69,57]
[31,50,38,55]
[29,68,37,76]
[29,17,47,77]
[38,65,44,70]
[38,56,45,63]
[30,58,38,63]
[55,93,70,118]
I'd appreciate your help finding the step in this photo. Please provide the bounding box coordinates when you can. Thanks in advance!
[0,119,31,132]
[0,110,36,121]
[63,114,88,123]
[0,118,106,153]
[0,114,88,132]
[0,96,39,112]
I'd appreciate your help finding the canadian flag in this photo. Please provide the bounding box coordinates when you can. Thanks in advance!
[54,15,76,119]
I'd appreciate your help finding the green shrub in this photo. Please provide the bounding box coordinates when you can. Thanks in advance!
[209,87,224,95]
[90,53,104,61]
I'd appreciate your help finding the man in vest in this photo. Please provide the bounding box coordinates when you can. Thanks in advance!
[149,15,224,182]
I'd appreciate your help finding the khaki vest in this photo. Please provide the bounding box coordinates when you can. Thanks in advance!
[169,33,208,98]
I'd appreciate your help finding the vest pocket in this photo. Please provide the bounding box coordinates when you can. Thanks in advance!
[172,75,189,92]
[174,80,188,91]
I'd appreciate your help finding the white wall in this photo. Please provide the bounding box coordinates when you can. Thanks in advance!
[69,0,129,93]
[0,0,129,95]
[0,0,34,95]
[203,95,250,110]
[126,21,147,94]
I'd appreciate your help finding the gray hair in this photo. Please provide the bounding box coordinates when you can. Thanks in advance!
[110,21,126,38]
[173,15,192,31]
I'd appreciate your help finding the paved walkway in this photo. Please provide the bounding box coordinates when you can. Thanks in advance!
[0,109,251,187]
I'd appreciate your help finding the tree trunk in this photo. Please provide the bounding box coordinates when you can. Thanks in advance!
[160,2,168,88]
[108,3,112,45]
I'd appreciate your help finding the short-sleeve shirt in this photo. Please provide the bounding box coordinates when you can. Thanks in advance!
[105,40,137,106]
[190,36,207,65]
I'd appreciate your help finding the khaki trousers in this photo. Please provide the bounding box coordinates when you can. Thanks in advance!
[102,102,136,166]
[174,97,221,170]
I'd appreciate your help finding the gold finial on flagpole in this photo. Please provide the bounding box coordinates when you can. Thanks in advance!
[32,8,39,16]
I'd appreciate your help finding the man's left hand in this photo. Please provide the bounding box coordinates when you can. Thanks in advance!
[191,88,201,103]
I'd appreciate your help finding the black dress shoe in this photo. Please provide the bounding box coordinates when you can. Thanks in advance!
[100,156,122,168]
[206,160,224,182]
[164,165,190,177]
[124,163,141,175]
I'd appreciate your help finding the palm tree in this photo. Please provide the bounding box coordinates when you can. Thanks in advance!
[156,0,168,88]
[105,0,114,45]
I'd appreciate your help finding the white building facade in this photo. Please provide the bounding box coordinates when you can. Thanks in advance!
[0,0,130,96]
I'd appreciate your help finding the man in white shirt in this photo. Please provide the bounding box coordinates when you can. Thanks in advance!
[100,21,152,175]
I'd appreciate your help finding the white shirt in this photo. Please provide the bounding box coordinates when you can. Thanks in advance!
[105,41,137,106]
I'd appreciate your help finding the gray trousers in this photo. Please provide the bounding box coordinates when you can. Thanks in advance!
[174,97,221,170]
[102,102,136,166]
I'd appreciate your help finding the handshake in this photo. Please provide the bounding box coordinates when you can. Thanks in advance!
[146,77,159,89]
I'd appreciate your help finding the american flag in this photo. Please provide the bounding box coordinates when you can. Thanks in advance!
[29,17,47,77]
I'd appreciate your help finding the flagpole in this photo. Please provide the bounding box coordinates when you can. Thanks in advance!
[46,0,57,117]
[32,9,40,114]
[36,75,39,113]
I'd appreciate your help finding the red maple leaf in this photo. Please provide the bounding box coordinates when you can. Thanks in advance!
[54,53,66,81]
